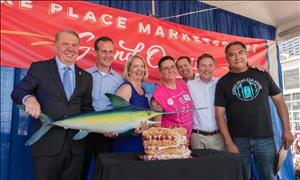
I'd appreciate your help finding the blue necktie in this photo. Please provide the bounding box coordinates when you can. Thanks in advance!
[63,66,72,100]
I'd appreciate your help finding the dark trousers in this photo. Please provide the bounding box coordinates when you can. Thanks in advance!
[81,133,112,180]
[32,138,85,180]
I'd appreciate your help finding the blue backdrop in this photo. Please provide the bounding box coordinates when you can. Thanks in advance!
[1,1,293,180]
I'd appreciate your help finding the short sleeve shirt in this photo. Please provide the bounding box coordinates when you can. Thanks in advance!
[215,68,281,138]
[153,80,193,138]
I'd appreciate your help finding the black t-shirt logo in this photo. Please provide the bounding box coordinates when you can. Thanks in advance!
[232,78,262,101]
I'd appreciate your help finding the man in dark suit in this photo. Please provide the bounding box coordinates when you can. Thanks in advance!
[11,29,94,180]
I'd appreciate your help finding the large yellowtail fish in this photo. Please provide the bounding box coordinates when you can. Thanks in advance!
[23,93,207,146]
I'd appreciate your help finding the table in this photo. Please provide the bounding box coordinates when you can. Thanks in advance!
[93,149,246,180]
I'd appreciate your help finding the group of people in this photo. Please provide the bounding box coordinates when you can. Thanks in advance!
[11,29,294,180]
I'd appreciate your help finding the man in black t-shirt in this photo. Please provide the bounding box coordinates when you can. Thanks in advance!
[215,41,294,180]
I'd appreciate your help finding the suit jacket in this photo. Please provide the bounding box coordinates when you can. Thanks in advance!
[11,59,94,156]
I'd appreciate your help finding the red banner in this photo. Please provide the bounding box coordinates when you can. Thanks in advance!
[1,1,273,82]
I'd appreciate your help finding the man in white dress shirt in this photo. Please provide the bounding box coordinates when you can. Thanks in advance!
[187,53,225,150]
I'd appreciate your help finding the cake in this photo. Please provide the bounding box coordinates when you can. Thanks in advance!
[141,127,191,160]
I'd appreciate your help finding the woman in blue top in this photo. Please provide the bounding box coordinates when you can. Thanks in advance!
[112,55,150,153]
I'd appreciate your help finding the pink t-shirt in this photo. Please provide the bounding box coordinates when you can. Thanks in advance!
[152,80,193,139]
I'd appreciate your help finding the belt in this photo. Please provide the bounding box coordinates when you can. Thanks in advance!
[192,129,219,136]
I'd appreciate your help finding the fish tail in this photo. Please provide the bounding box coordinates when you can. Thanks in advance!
[25,113,53,146]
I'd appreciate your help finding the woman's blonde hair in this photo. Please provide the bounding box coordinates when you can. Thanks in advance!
[123,55,148,81]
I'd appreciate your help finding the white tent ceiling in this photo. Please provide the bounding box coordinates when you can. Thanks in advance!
[201,1,300,41]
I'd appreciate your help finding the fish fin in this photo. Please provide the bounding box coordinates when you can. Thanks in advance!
[25,113,54,146]
[105,93,130,108]
[25,125,53,146]
[73,130,89,140]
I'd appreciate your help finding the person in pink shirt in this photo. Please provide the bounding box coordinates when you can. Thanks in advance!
[151,56,193,139]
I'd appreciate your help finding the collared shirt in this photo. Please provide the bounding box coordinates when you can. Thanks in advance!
[187,77,219,132]
[22,57,76,104]
[87,66,124,111]
[55,56,76,94]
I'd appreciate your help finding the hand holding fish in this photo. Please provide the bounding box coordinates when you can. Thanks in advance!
[22,93,201,146]
[24,96,41,119]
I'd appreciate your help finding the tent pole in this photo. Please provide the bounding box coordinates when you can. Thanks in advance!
[151,0,155,16]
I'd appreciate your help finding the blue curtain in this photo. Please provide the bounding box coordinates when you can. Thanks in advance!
[2,1,288,180]
[270,98,295,180]
[156,0,275,40]
[1,68,34,180]
[91,0,276,40]
[90,0,152,16]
